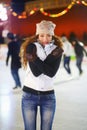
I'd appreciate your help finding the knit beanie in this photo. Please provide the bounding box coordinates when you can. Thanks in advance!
[36,20,56,35]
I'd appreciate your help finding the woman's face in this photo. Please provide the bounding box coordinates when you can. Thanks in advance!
[72,41,76,45]
[38,34,52,46]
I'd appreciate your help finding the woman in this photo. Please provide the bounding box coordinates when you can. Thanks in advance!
[19,20,63,130]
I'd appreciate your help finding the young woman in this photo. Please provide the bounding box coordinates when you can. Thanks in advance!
[19,20,63,130]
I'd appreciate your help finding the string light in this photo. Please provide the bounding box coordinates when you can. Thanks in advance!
[3,0,87,19]
[39,0,87,18]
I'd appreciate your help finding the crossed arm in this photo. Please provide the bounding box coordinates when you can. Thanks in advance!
[26,43,63,77]
[29,53,62,77]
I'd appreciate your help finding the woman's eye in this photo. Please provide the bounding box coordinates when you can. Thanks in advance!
[40,35,44,37]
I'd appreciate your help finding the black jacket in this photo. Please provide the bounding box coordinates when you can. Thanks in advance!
[6,40,21,69]
[74,42,87,57]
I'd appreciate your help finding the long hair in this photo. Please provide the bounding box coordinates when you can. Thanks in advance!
[52,35,63,48]
[19,35,63,69]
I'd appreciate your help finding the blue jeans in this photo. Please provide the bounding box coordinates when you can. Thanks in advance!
[22,91,56,130]
[11,68,21,87]
[76,55,83,74]
[64,56,71,74]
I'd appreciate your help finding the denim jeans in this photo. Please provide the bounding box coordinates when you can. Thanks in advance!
[64,56,71,74]
[11,68,21,87]
[22,91,56,130]
[76,55,83,74]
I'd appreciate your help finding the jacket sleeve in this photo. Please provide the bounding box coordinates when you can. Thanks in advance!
[29,54,62,77]
[6,44,12,64]
[29,62,42,77]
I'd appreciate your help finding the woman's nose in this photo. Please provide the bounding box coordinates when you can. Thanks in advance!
[43,36,48,41]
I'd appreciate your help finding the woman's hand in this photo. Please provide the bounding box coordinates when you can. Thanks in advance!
[26,44,37,62]
[51,47,64,58]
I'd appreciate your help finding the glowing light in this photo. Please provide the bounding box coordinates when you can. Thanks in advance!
[82,0,87,6]
[0,4,8,21]
[18,15,22,19]
[12,12,17,16]
[30,10,35,15]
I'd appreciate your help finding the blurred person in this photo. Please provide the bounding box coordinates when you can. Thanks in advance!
[72,39,87,75]
[61,36,73,74]
[19,20,64,130]
[14,34,23,47]
[6,32,21,89]
[0,35,4,44]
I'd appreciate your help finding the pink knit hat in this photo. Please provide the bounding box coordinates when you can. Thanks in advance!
[36,20,56,35]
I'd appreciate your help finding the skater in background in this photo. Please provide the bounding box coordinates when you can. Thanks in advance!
[61,35,73,74]
[72,38,87,75]
[6,32,21,89]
